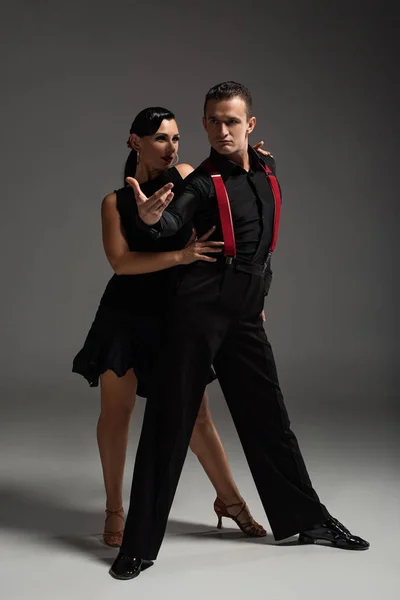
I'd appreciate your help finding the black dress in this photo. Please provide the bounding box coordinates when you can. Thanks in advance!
[72,167,200,397]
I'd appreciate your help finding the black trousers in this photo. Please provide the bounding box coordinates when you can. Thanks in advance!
[121,261,329,559]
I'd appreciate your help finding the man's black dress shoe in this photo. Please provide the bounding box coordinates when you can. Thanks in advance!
[109,553,154,580]
[299,516,369,550]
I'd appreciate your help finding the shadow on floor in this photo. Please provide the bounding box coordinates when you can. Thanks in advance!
[0,483,298,564]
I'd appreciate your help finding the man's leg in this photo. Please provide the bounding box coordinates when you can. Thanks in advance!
[120,338,210,558]
[214,314,329,541]
[120,288,230,559]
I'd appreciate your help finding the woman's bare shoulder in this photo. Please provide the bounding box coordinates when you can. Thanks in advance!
[101,192,118,214]
[175,163,194,178]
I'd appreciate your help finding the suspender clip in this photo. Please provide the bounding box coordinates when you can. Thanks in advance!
[225,256,234,264]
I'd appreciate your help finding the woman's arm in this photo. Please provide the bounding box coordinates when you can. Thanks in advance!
[101,193,222,276]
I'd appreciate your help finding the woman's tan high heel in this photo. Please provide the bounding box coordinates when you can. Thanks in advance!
[103,507,124,547]
[214,497,267,537]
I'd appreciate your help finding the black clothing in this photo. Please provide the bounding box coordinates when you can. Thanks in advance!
[121,149,328,560]
[122,262,328,559]
[72,167,207,397]
[100,167,191,315]
[141,147,276,265]
[72,305,171,397]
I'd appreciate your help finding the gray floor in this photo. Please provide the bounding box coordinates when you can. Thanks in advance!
[1,379,399,600]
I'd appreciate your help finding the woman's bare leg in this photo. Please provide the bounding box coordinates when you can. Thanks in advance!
[189,391,266,534]
[189,391,242,505]
[98,369,137,541]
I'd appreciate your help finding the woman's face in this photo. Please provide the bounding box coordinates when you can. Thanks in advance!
[134,119,180,171]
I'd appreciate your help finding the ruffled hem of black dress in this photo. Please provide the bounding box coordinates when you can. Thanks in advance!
[72,304,217,398]
[72,305,164,398]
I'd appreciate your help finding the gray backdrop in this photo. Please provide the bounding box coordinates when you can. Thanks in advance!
[0,4,399,597]
[0,0,397,412]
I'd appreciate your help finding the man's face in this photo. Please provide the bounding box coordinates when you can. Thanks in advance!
[203,96,256,155]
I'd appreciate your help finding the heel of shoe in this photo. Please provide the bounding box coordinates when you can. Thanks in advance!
[213,496,266,537]
[298,533,315,545]
[214,498,223,529]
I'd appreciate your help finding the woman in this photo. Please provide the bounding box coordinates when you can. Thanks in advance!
[73,107,271,547]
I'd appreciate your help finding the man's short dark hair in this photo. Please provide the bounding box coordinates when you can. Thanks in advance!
[204,81,253,118]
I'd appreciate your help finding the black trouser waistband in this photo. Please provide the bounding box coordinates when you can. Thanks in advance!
[214,253,272,275]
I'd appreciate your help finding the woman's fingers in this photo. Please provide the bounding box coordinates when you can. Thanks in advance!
[185,228,197,247]
[146,183,174,209]
[252,141,273,157]
[126,177,147,204]
[197,226,216,241]
[198,246,223,253]
[152,193,174,215]
[258,148,272,157]
[198,255,217,262]
[199,244,223,251]
[198,241,224,248]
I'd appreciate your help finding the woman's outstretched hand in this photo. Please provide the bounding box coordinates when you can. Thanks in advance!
[126,177,175,226]
[179,227,224,265]
[253,141,273,158]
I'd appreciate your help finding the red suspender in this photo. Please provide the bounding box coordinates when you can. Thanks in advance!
[202,160,236,261]
[202,157,282,260]
[259,161,282,253]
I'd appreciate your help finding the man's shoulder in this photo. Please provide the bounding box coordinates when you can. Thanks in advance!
[181,161,213,189]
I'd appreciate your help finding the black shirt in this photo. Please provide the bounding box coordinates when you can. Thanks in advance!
[143,146,278,265]
[100,166,192,314]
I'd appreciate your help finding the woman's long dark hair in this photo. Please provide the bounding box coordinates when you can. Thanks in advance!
[124,106,175,183]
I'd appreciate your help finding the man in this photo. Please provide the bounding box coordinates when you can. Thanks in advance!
[110,81,369,580]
